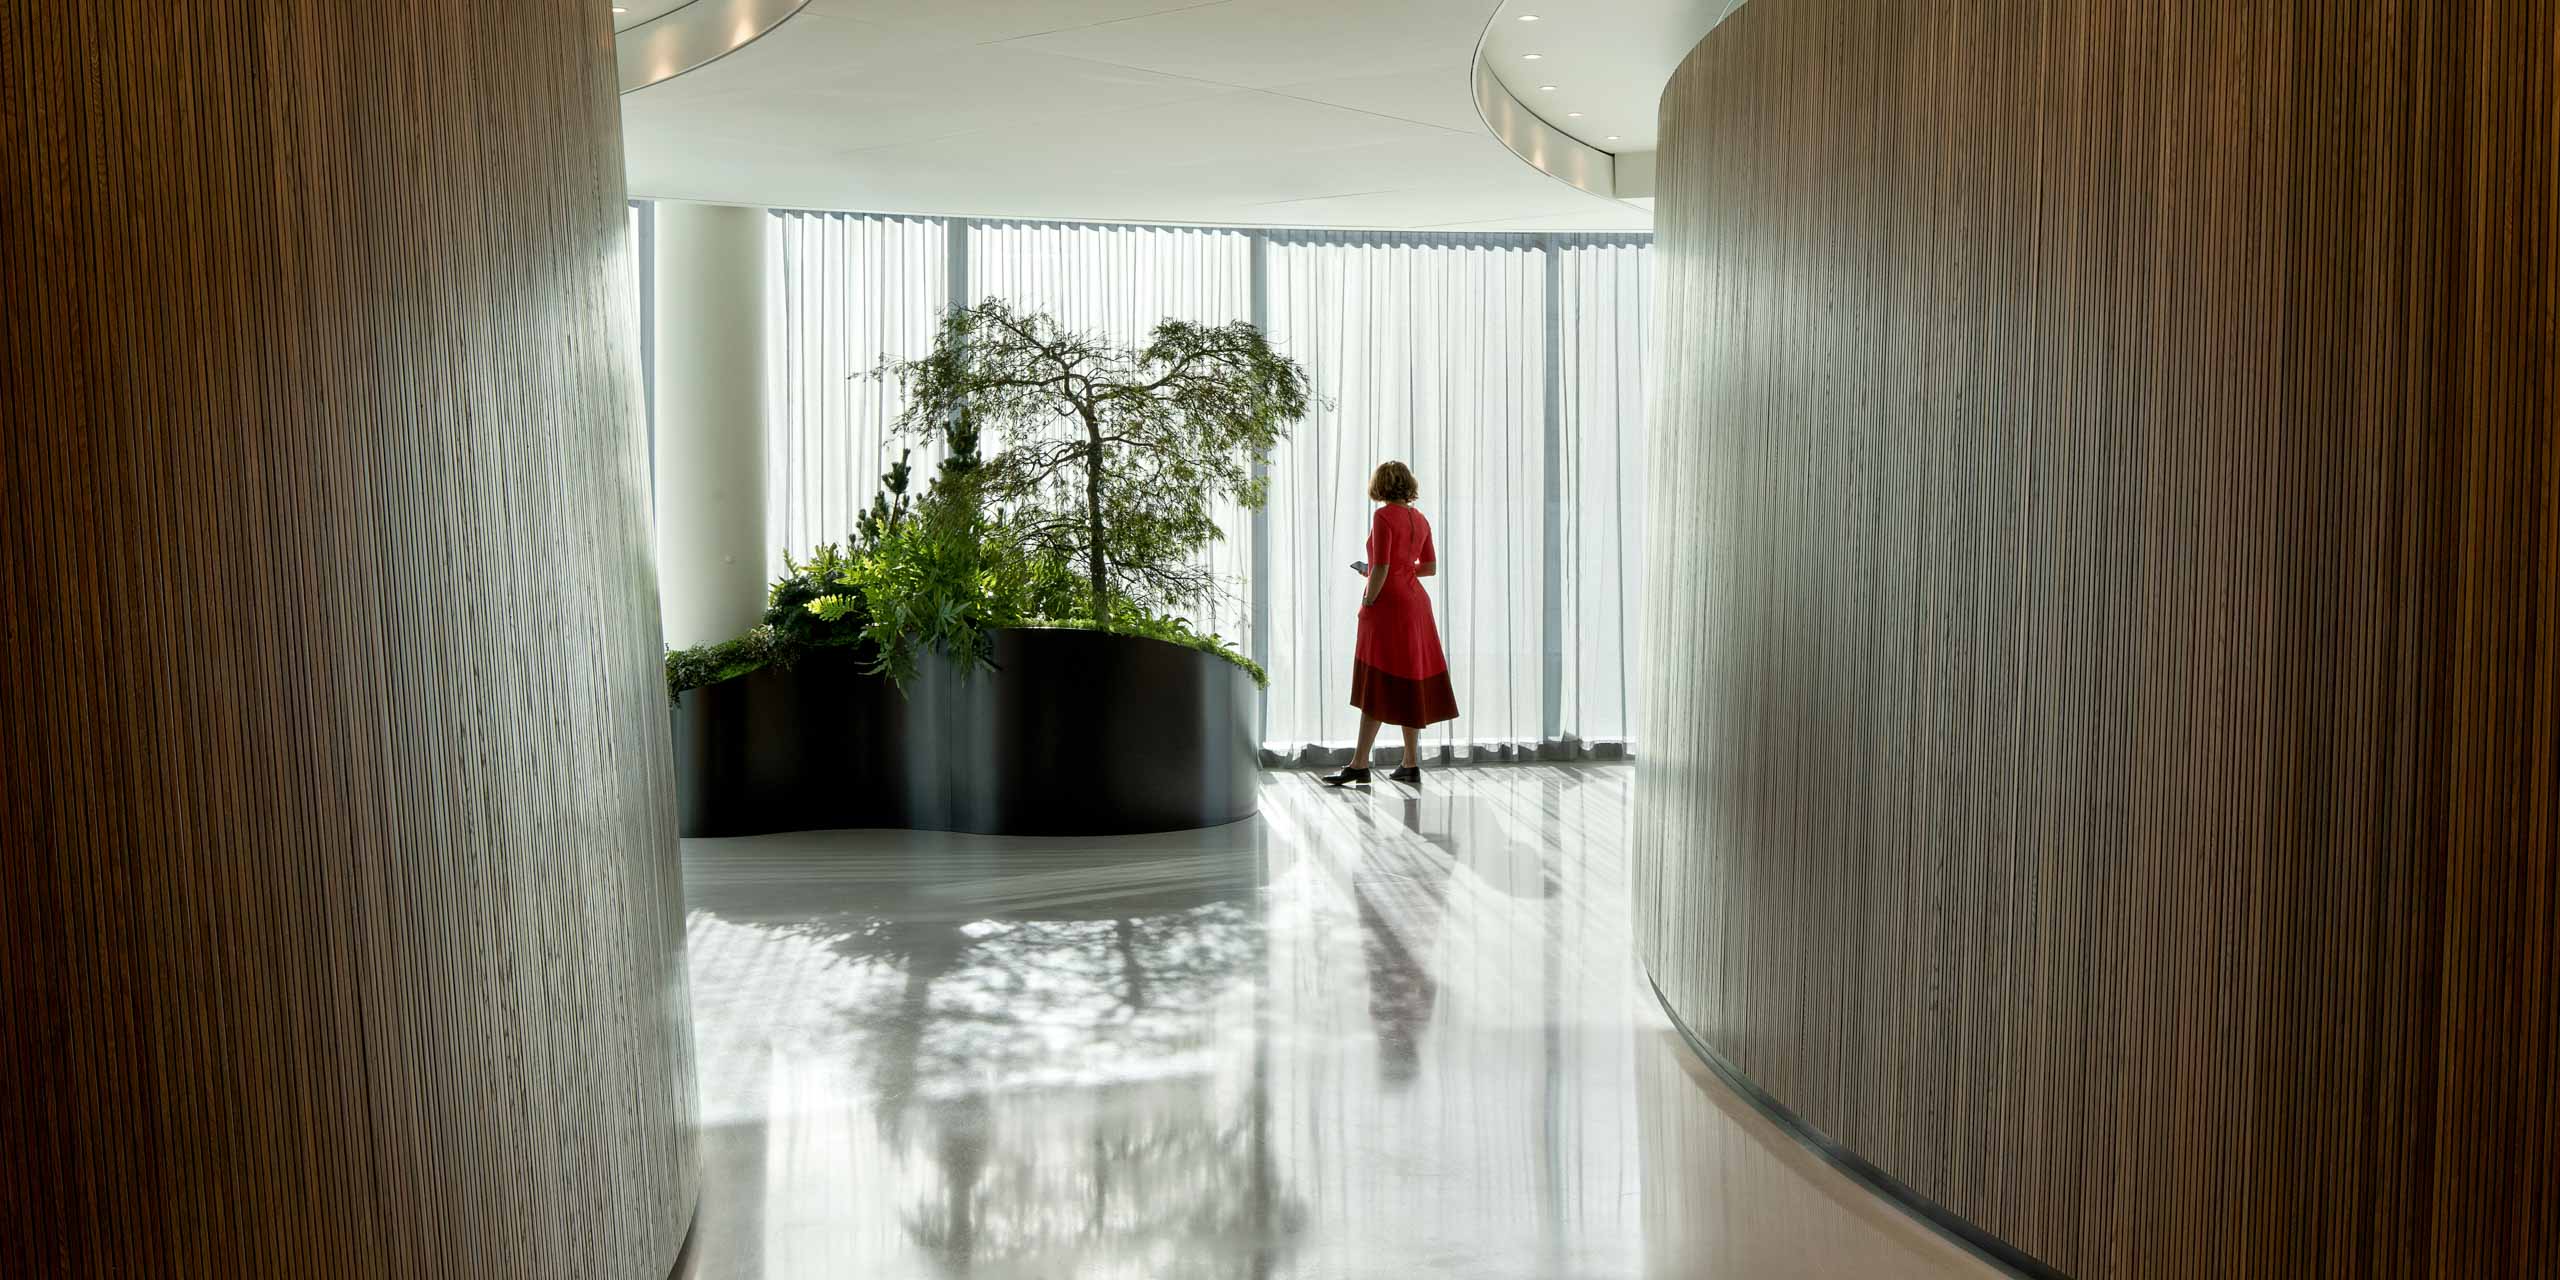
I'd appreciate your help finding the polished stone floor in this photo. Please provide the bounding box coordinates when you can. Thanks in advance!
[680,764,1999,1279]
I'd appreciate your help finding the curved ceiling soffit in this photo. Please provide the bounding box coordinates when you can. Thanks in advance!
[618,0,812,95]
[1471,0,1617,204]
[1473,48,1620,201]
[1470,0,1745,205]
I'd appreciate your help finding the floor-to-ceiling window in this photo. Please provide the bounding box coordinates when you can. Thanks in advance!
[1553,239,1651,748]
[1263,232,1550,759]
[752,207,1651,760]
[766,211,950,573]
[970,220,1251,342]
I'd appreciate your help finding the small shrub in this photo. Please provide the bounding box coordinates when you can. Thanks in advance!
[803,413,1079,692]
[666,447,924,702]
[765,542,867,649]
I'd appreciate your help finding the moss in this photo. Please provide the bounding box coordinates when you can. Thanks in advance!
[664,628,784,703]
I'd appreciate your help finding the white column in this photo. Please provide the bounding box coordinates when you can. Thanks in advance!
[652,200,769,648]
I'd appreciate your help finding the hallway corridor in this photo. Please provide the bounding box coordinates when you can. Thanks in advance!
[679,765,1997,1279]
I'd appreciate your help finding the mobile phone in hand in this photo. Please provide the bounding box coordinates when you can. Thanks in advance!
[1349,560,1370,576]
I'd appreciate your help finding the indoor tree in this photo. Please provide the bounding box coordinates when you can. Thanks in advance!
[874,299,1313,621]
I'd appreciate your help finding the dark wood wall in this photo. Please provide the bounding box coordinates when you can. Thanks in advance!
[0,3,694,1277]
[1633,2,2557,1276]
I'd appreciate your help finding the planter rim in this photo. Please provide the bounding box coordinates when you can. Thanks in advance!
[674,625,1256,702]
[995,623,1257,664]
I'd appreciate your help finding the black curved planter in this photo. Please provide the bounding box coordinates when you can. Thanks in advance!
[672,628,1260,837]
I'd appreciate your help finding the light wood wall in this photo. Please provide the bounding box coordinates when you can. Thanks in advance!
[1634,2,2558,1276]
[0,2,695,1276]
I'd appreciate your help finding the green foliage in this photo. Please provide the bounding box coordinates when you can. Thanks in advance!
[853,447,916,549]
[803,411,1067,689]
[874,299,1314,621]
[763,446,925,646]
[829,497,1002,686]
[664,627,786,701]
[667,448,920,701]
[666,544,864,703]
[764,542,866,649]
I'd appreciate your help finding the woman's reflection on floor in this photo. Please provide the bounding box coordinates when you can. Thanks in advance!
[1347,793,1458,1089]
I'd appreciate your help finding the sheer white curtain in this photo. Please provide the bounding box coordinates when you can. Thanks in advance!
[1556,239,1650,748]
[767,210,948,577]
[969,221,1258,643]
[969,221,1250,341]
[1264,232,1549,761]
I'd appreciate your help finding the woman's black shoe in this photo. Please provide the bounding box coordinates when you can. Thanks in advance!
[1319,766,1372,788]
[1387,765,1422,786]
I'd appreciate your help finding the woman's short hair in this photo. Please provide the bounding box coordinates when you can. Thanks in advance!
[1369,460,1420,503]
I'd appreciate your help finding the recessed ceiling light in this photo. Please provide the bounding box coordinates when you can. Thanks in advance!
[1521,53,1542,60]
[1517,13,1540,19]
[1605,135,1620,141]
[1566,111,1583,117]
[1538,85,1557,92]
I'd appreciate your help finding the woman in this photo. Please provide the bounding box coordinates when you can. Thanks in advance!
[1323,461,1460,788]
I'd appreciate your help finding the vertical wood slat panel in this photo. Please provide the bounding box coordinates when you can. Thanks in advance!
[1634,2,2558,1276]
[0,2,696,1277]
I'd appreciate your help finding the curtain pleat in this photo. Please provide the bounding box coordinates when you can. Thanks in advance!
[767,211,949,577]
[1557,240,1651,748]
[969,220,1250,342]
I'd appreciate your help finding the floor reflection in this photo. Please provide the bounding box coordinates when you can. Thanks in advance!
[681,764,1998,1279]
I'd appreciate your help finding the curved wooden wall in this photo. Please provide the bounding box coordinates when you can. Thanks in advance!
[0,3,696,1277]
[1634,2,2557,1276]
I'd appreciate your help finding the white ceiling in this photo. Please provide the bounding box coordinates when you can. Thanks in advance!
[1480,0,1742,154]
[617,0,1660,230]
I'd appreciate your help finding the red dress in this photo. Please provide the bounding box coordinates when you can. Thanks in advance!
[1351,503,1460,728]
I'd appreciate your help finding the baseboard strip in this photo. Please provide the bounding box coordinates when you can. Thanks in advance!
[1645,972,2074,1280]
